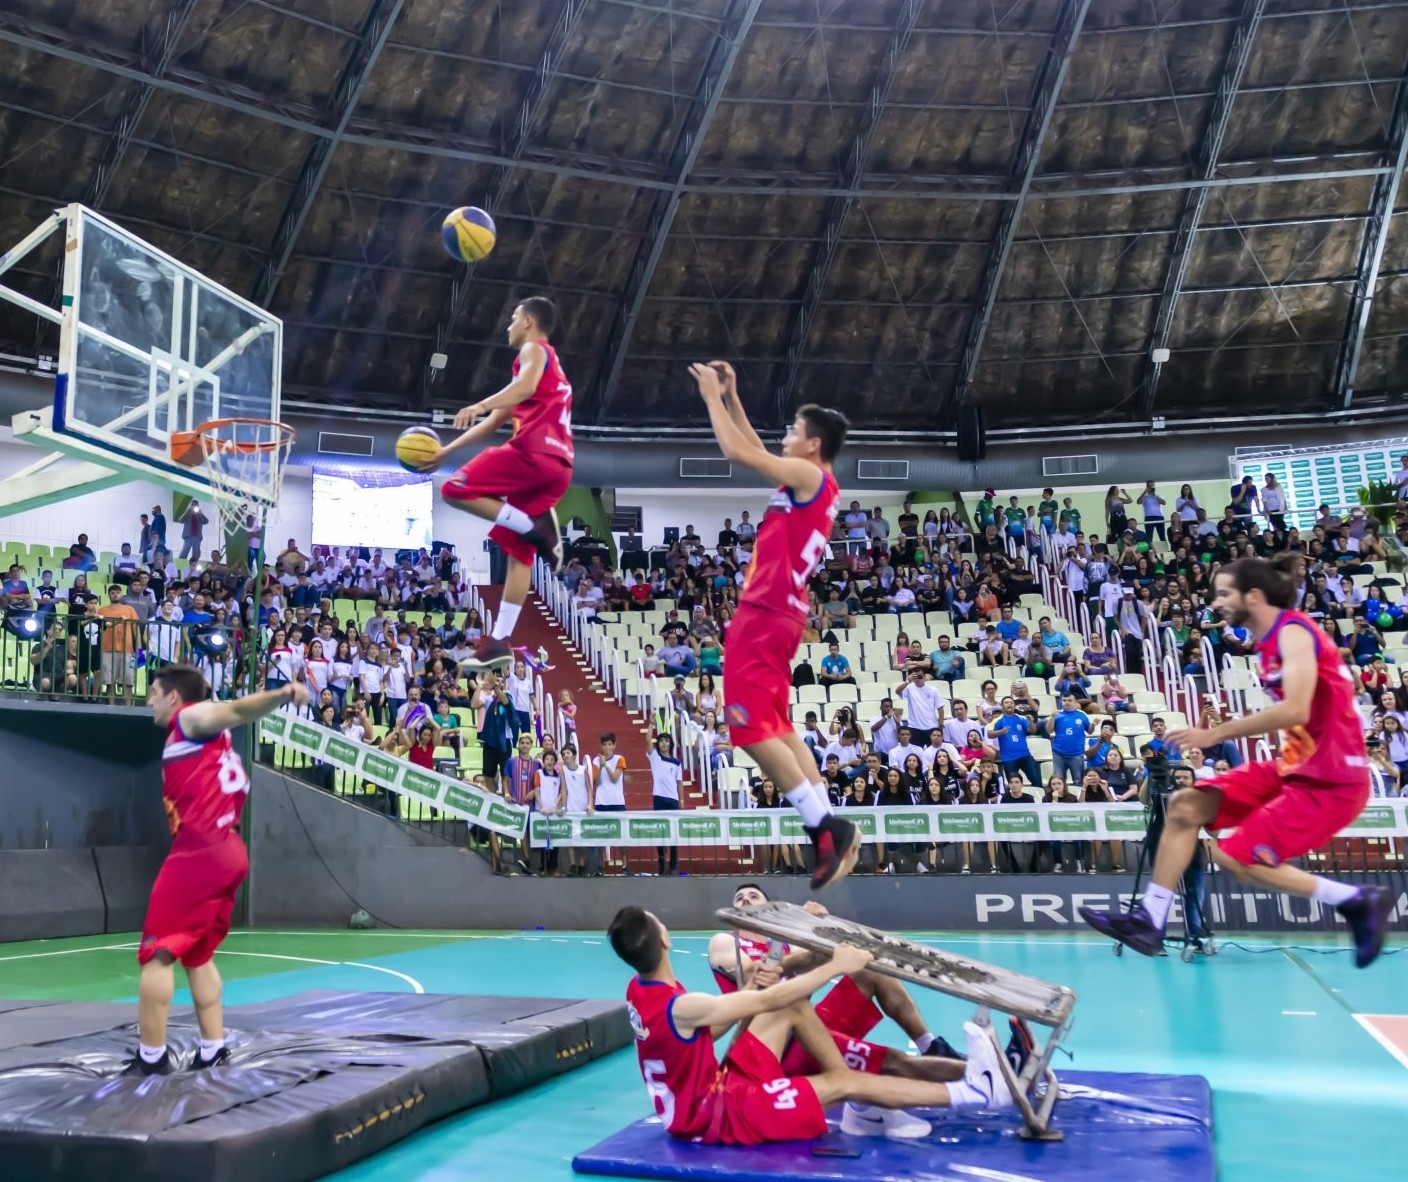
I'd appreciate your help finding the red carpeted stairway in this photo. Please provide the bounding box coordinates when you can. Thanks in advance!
[476,588,754,876]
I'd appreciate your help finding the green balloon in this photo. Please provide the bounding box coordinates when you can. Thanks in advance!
[1135,541,1150,554]
[1200,552,1212,564]
[1378,612,1393,629]
[1029,661,1046,676]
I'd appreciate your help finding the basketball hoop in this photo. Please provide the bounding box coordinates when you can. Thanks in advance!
[172,417,295,541]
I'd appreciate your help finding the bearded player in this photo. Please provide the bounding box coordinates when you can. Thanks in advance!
[1081,554,1394,965]
[690,360,859,889]
[610,906,1012,1148]
[127,666,311,1075]
[428,296,571,670]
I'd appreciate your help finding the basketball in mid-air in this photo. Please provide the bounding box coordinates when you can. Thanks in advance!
[441,206,496,263]
[395,426,442,472]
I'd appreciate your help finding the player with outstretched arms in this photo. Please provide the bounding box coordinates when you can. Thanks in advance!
[1081,554,1394,965]
[427,296,571,670]
[609,905,1012,1147]
[689,360,860,889]
[127,665,311,1075]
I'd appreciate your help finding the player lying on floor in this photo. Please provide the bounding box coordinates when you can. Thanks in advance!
[610,905,1018,1147]
[710,885,1035,1138]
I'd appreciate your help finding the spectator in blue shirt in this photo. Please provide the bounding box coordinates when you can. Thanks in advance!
[1045,692,1092,783]
[819,641,856,687]
[994,605,1022,644]
[1349,617,1384,667]
[1085,719,1119,769]
[928,635,965,683]
[1037,616,1071,662]
[1147,716,1172,757]
[988,697,1041,786]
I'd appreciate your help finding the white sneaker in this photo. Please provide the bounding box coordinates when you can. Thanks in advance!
[839,1102,932,1139]
[916,862,930,874]
[959,1022,1014,1109]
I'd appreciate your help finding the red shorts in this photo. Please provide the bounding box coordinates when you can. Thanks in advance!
[1201,760,1370,867]
[706,1030,827,1145]
[442,444,572,564]
[138,836,248,968]
[723,605,805,747]
[780,976,886,1076]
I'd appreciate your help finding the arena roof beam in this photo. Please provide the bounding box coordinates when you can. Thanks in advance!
[251,0,404,309]
[771,0,923,422]
[1139,0,1268,423]
[1333,52,1408,411]
[83,0,198,210]
[944,0,1093,419]
[414,0,592,409]
[588,0,765,425]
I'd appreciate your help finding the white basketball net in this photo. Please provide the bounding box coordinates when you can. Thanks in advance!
[194,418,295,543]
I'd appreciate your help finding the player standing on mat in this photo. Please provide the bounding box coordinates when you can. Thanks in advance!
[689,360,859,888]
[127,665,311,1075]
[1080,554,1394,966]
[428,297,571,670]
[610,906,1012,1147]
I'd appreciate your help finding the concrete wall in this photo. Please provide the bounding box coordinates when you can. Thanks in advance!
[248,775,1408,937]
[0,701,168,940]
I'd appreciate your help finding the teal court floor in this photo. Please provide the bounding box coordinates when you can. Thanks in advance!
[0,927,1403,1182]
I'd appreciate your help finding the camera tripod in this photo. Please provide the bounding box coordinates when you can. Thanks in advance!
[1116,790,1218,963]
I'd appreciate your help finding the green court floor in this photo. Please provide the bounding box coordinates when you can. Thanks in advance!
[0,928,1402,1181]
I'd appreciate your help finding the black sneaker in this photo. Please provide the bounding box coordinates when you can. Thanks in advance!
[1338,885,1395,968]
[523,508,564,572]
[122,1049,172,1076]
[923,1034,966,1061]
[805,814,861,891]
[191,1045,230,1070]
[462,635,514,671]
[1005,1016,1036,1077]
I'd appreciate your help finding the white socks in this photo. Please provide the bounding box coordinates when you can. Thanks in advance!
[1142,883,1175,928]
[946,1077,989,1108]
[199,1038,225,1059]
[1312,877,1358,906]
[491,602,521,640]
[786,781,830,827]
[139,1042,166,1063]
[495,503,533,535]
[915,1032,937,1054]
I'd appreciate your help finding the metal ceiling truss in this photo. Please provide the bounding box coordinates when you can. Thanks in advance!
[945,0,1094,417]
[588,0,765,424]
[771,0,923,421]
[1333,50,1408,410]
[251,0,404,308]
[414,0,592,408]
[0,12,1398,206]
[83,0,198,210]
[1138,0,1267,422]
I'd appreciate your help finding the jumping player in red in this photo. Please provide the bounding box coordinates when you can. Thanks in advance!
[1081,555,1394,965]
[428,296,571,670]
[690,360,859,889]
[127,665,311,1075]
[609,905,1012,1147]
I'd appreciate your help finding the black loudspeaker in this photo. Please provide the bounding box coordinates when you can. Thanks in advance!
[956,405,986,461]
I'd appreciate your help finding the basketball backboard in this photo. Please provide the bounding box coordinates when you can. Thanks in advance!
[0,204,283,515]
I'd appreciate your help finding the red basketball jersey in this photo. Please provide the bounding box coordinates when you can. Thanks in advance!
[1255,610,1368,785]
[626,976,723,1140]
[711,935,789,994]
[162,705,250,845]
[509,341,574,465]
[740,470,840,620]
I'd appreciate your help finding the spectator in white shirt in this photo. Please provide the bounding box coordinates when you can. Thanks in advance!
[888,726,924,771]
[1395,455,1408,502]
[897,669,944,734]
[942,700,975,749]
[1261,474,1287,533]
[869,697,901,757]
[843,501,869,540]
[1138,481,1167,545]
[867,507,891,544]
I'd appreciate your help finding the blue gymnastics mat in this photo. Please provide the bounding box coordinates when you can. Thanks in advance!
[572,1070,1214,1182]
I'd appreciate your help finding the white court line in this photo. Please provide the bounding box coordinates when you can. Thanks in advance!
[0,943,133,963]
[199,950,425,994]
[1353,1014,1408,1072]
[1281,1010,1318,1016]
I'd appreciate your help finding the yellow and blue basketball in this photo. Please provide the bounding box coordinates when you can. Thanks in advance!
[395,426,442,472]
[441,206,496,263]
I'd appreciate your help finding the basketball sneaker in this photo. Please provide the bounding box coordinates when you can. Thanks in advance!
[191,1045,231,1071]
[921,1034,966,1061]
[122,1048,172,1077]
[1337,885,1395,968]
[805,814,861,891]
[1077,902,1165,957]
[839,1103,931,1139]
[463,636,514,671]
[1004,1016,1036,1077]
[959,1021,1014,1108]
[523,507,564,572]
